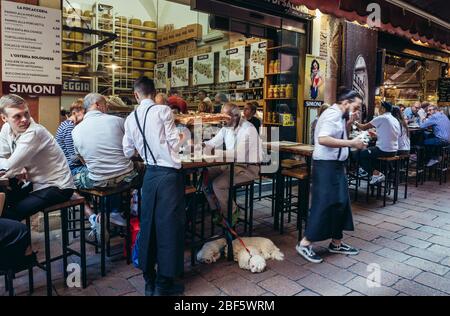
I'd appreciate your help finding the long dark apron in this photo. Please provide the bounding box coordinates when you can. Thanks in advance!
[134,106,185,278]
[304,160,354,242]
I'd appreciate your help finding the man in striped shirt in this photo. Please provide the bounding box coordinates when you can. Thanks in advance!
[420,105,450,166]
[56,99,85,175]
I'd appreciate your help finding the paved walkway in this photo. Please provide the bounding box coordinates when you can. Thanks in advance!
[2,178,450,296]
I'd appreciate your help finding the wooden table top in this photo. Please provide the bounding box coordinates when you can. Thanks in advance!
[264,142,314,156]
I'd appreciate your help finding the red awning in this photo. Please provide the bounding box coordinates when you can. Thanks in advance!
[290,0,450,51]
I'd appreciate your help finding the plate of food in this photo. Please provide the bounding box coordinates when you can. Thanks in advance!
[175,113,231,126]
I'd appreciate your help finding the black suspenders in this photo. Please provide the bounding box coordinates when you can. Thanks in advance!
[134,105,157,165]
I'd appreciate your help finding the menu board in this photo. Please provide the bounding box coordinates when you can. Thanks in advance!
[219,47,245,83]
[438,78,450,105]
[171,58,189,88]
[154,62,168,89]
[249,41,266,80]
[193,53,214,85]
[1,1,62,96]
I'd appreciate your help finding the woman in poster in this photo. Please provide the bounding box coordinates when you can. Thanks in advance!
[310,59,324,100]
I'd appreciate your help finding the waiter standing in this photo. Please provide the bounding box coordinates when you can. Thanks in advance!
[296,88,366,263]
[123,77,185,296]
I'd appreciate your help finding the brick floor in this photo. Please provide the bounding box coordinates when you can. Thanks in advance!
[2,176,450,296]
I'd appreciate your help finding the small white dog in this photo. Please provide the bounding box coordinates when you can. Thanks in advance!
[196,237,284,273]
[196,238,227,264]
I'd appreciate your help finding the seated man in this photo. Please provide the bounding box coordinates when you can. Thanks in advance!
[203,103,263,225]
[72,93,137,229]
[420,105,450,166]
[0,95,75,222]
[243,102,261,134]
[404,101,425,125]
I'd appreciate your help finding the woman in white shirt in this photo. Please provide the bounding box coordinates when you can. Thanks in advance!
[355,101,400,184]
[392,106,410,156]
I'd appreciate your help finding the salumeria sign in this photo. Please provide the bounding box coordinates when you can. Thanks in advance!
[1,1,62,96]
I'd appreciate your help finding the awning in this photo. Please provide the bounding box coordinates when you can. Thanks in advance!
[290,0,450,51]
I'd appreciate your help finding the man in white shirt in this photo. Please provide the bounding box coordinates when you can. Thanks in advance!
[123,77,185,296]
[296,88,366,264]
[204,103,263,225]
[356,101,400,184]
[0,94,75,221]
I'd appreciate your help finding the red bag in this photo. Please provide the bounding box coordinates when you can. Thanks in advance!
[124,217,140,257]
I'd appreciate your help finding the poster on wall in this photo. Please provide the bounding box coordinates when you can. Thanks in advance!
[219,47,245,83]
[249,41,266,80]
[193,53,214,85]
[171,58,189,88]
[154,63,168,89]
[1,1,62,96]
[304,54,326,106]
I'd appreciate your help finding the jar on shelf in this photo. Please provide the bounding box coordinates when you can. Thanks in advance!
[279,85,286,98]
[269,60,275,74]
[286,84,293,98]
[274,85,280,99]
[268,85,274,98]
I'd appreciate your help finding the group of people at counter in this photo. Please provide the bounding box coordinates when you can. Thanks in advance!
[1,76,450,294]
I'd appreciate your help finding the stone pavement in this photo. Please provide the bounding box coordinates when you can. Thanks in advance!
[2,177,450,296]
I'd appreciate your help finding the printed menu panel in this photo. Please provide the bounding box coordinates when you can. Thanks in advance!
[249,41,266,80]
[154,62,168,89]
[193,53,214,85]
[219,46,245,83]
[1,1,62,95]
[171,58,189,88]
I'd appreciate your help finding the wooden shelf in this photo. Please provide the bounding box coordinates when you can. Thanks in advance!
[63,14,92,21]
[131,56,157,62]
[265,71,293,76]
[263,122,282,126]
[129,66,155,71]
[63,38,90,44]
[128,36,157,42]
[266,45,297,51]
[111,44,157,52]
[115,23,157,32]
[62,49,91,54]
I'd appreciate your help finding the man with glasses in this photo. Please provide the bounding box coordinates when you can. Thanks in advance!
[420,104,450,167]
[404,101,426,125]
[0,94,75,221]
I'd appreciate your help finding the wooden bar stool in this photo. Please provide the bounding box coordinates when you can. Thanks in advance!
[398,154,411,199]
[234,180,255,237]
[377,156,401,207]
[26,195,87,296]
[280,168,309,239]
[184,185,198,266]
[79,185,132,277]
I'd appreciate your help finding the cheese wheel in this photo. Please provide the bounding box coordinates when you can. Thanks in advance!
[144,32,156,39]
[67,8,82,16]
[144,71,154,78]
[69,32,84,40]
[132,41,143,48]
[68,43,84,51]
[83,10,92,18]
[129,18,142,26]
[132,50,143,58]
[132,60,142,68]
[131,71,143,78]
[117,16,127,24]
[144,42,156,50]
[144,62,155,69]
[143,21,156,28]
[131,30,142,37]
[143,52,156,60]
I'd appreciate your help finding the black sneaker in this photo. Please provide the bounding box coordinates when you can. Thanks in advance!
[145,282,155,296]
[153,283,185,296]
[295,244,323,264]
[328,242,359,255]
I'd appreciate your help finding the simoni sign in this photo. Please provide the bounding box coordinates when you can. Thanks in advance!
[2,82,62,96]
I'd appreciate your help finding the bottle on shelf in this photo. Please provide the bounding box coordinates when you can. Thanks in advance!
[274,85,280,99]
[279,84,286,98]
[268,85,274,98]
[269,60,275,74]
[286,84,293,98]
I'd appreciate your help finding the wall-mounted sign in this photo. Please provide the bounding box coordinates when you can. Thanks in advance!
[171,58,189,88]
[304,54,326,106]
[1,1,62,96]
[249,41,266,80]
[193,53,214,86]
[219,47,245,83]
[438,78,450,105]
[63,79,91,93]
[154,62,168,89]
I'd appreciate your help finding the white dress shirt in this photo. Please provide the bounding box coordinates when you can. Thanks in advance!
[204,119,263,163]
[0,120,75,191]
[123,99,182,169]
[72,110,134,182]
[370,112,400,153]
[313,104,349,161]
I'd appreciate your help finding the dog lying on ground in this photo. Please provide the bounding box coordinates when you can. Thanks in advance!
[196,237,284,273]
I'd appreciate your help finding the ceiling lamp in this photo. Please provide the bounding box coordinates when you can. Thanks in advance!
[62,60,89,69]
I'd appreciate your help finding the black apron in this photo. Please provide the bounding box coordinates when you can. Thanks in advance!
[304,160,354,242]
[134,106,185,278]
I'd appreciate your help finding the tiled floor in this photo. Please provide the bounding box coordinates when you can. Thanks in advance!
[2,177,450,296]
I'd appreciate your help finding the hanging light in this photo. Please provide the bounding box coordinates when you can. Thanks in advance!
[106,62,121,70]
[62,59,89,69]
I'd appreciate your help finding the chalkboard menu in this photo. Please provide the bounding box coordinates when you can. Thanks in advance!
[438,78,450,105]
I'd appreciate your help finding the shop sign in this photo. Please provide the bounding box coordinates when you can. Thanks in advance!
[154,63,168,89]
[438,78,450,105]
[1,1,62,96]
[281,113,294,126]
[63,80,91,93]
[219,47,245,83]
[171,58,189,88]
[249,42,266,80]
[304,54,326,106]
[2,82,61,96]
[193,53,214,85]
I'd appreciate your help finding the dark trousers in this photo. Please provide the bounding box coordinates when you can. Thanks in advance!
[423,134,450,160]
[139,166,185,283]
[3,182,74,222]
[0,218,29,268]
[359,146,397,174]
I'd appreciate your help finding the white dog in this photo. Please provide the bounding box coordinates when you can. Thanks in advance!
[196,238,227,264]
[196,237,284,273]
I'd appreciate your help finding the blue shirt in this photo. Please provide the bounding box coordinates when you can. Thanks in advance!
[420,112,450,142]
[55,120,81,170]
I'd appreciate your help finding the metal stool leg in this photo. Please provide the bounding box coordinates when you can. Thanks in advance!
[43,212,52,296]
[79,203,87,289]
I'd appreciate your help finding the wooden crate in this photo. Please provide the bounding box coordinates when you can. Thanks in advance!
[186,23,202,41]
[174,29,183,42]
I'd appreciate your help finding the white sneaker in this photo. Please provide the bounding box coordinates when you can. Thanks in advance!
[410,154,417,162]
[87,214,97,242]
[358,168,368,177]
[109,212,127,227]
[370,173,385,185]
[426,159,439,167]
[295,244,323,264]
